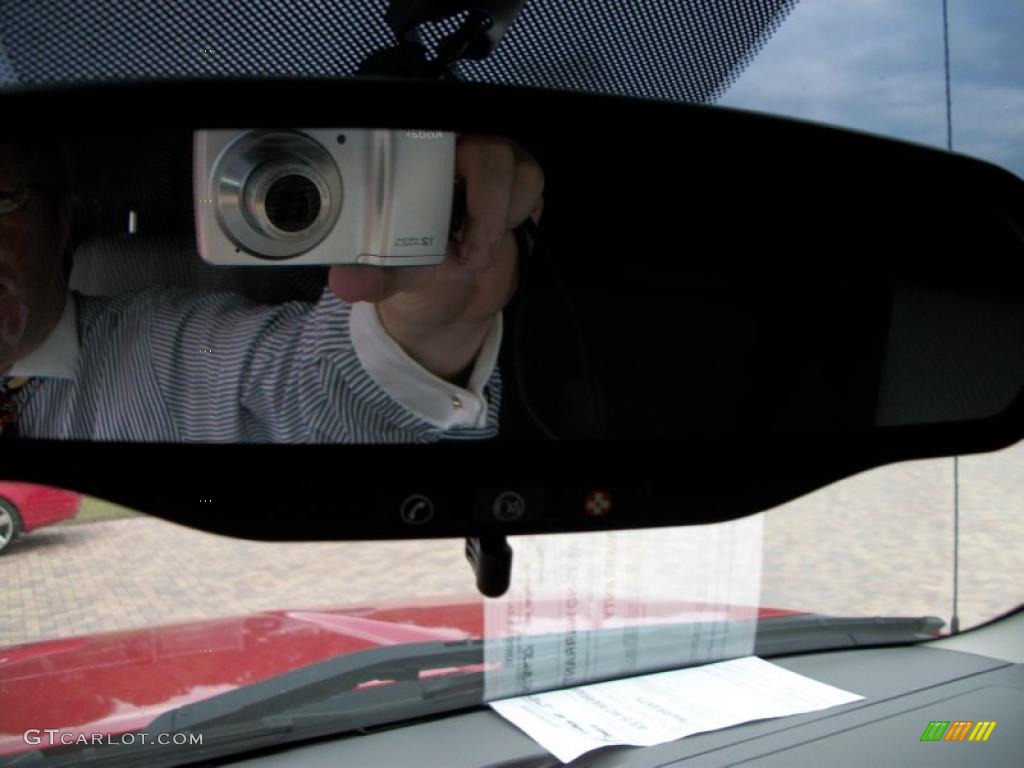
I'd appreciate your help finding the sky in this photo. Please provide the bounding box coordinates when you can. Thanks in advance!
[718,0,1024,179]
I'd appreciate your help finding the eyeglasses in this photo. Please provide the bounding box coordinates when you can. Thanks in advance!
[0,183,68,216]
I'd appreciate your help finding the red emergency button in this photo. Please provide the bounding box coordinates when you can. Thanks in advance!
[583,489,613,517]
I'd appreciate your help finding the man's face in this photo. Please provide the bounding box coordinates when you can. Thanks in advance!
[0,141,71,375]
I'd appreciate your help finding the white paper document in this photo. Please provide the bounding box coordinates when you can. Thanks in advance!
[489,655,864,764]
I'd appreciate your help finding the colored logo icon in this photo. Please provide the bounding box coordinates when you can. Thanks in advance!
[920,720,997,742]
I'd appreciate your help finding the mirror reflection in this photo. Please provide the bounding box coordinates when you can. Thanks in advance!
[1,129,1023,444]
[1,130,536,443]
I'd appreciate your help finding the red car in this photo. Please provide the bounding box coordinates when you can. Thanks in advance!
[0,482,81,555]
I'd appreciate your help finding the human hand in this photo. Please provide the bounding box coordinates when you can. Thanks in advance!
[328,134,543,383]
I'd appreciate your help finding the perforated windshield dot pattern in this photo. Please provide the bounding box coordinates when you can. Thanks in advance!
[0,0,796,103]
[455,0,797,103]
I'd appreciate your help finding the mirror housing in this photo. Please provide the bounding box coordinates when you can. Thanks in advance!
[1,78,1022,541]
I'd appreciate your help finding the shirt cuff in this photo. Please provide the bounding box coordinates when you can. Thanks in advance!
[349,301,502,430]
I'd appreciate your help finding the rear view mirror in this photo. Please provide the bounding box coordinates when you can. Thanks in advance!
[1,79,1022,542]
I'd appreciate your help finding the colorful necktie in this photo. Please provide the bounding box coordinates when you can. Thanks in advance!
[0,376,30,439]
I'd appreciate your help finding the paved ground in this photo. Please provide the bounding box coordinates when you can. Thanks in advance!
[2,443,1023,648]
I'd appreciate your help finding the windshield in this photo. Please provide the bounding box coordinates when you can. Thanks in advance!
[1,1,1021,178]
[719,0,1024,179]
[2,440,1022,760]
[2,0,1023,763]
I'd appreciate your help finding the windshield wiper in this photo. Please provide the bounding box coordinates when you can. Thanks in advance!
[753,613,945,654]
[6,613,944,768]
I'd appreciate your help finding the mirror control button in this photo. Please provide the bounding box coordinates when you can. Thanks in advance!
[474,487,543,523]
[583,489,613,517]
[398,494,435,525]
[493,491,526,522]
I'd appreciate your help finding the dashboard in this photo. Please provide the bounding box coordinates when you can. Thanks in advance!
[227,611,1024,767]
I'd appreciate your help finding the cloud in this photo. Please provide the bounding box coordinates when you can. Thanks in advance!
[718,0,1024,179]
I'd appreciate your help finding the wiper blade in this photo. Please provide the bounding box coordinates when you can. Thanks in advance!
[163,613,946,732]
[754,613,945,654]
[4,641,488,768]
[6,614,944,768]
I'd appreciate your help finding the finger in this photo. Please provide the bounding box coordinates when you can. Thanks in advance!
[328,264,427,304]
[529,196,544,225]
[507,149,545,228]
[456,135,516,272]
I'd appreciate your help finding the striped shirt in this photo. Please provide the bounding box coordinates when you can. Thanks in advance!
[11,287,501,443]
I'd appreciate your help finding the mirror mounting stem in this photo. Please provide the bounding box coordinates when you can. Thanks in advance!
[358,1,526,80]
[465,535,513,598]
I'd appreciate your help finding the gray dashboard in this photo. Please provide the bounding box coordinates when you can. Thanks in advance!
[233,613,1023,767]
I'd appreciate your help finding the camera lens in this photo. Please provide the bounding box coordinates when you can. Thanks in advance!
[218,132,342,258]
[263,174,322,233]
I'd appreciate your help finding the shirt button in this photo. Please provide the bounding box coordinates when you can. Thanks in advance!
[451,396,463,410]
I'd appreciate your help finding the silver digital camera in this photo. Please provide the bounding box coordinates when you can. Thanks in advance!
[194,128,456,266]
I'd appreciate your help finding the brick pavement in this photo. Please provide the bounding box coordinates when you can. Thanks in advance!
[1,518,478,647]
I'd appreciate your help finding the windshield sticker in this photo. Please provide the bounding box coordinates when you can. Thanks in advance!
[483,515,764,701]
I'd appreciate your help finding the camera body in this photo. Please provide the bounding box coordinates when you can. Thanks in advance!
[194,128,456,266]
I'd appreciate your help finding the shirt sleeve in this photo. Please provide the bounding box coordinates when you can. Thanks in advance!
[348,300,502,431]
[141,286,502,443]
